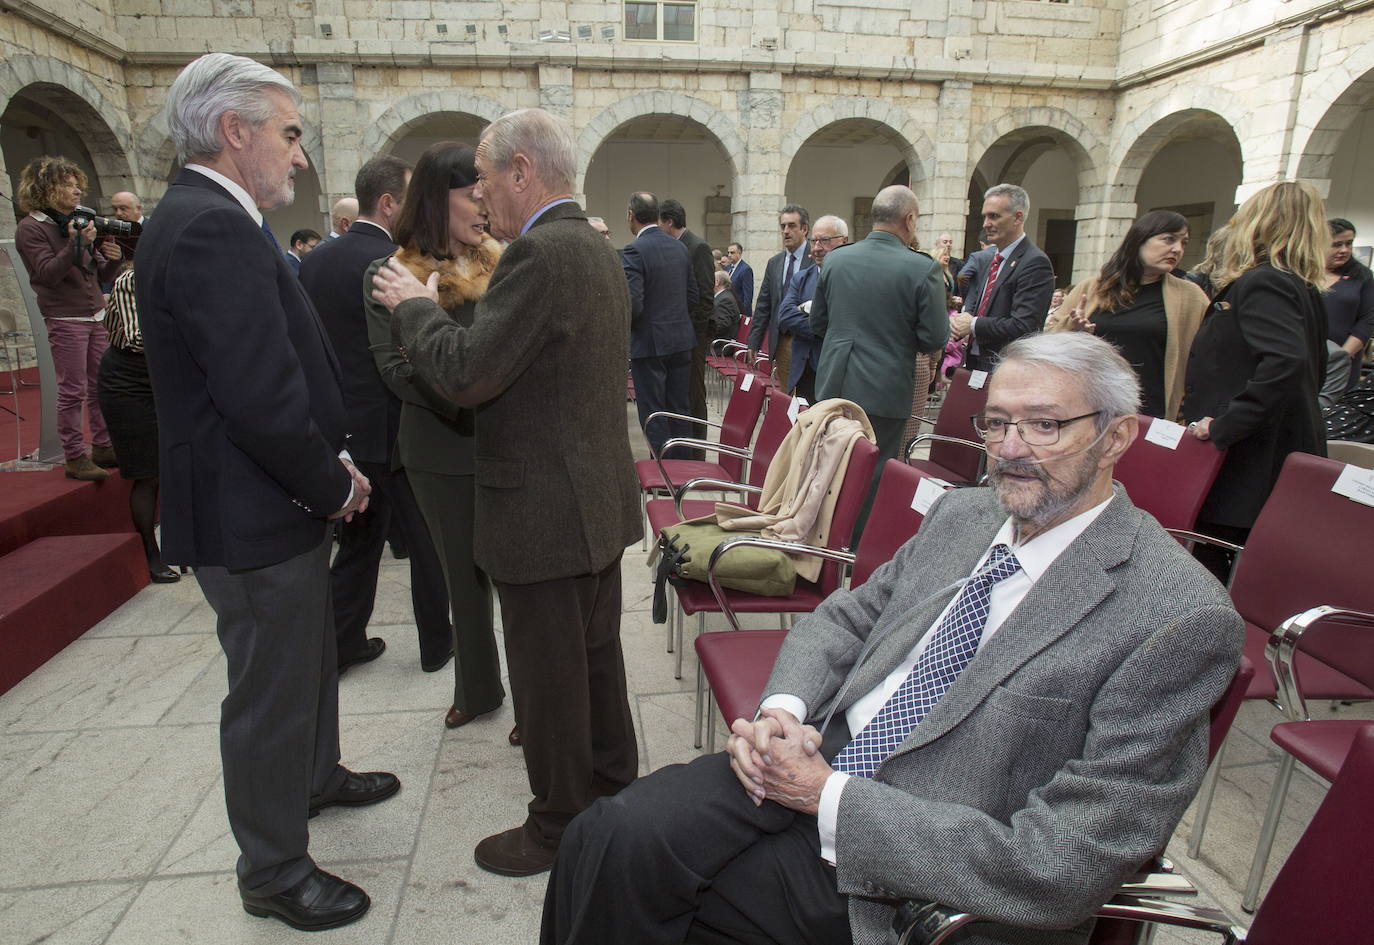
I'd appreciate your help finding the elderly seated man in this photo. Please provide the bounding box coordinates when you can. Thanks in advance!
[541,331,1244,945]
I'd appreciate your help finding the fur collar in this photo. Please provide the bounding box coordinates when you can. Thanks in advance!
[395,235,503,310]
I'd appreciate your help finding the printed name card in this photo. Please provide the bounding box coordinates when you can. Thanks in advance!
[911,477,952,514]
[1333,464,1374,508]
[1143,419,1186,450]
[743,316,751,325]
[787,396,808,424]
[740,372,754,392]
[968,370,988,390]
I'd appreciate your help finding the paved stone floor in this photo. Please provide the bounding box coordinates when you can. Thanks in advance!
[3,398,1367,945]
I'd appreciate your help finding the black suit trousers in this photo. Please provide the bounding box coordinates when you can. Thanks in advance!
[331,460,451,666]
[541,750,850,945]
[632,350,694,458]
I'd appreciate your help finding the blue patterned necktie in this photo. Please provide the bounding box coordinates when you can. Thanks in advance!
[833,544,1022,780]
[260,219,282,253]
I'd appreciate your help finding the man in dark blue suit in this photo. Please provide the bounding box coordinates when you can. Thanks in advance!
[749,205,814,388]
[622,191,697,458]
[285,227,320,274]
[726,241,754,318]
[777,214,849,401]
[299,156,454,676]
[135,53,396,932]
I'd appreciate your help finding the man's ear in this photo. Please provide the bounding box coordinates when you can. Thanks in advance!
[219,109,247,153]
[1101,414,1139,468]
[510,153,533,192]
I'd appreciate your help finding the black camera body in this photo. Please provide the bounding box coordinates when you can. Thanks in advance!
[69,205,135,238]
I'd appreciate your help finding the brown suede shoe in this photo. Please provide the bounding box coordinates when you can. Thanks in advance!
[474,825,557,877]
[90,444,119,468]
[65,455,109,481]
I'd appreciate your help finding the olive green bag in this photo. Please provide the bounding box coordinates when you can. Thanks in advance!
[656,519,797,598]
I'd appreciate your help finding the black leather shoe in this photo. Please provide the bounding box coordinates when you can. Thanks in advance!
[309,769,400,817]
[338,637,385,675]
[149,565,180,584]
[241,868,370,931]
[421,643,454,673]
[474,825,557,877]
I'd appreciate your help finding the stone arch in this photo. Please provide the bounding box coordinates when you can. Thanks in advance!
[360,90,509,159]
[1109,90,1251,200]
[577,92,745,192]
[782,98,934,205]
[969,106,1107,201]
[1292,46,1374,183]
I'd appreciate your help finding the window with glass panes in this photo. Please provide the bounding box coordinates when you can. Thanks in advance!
[624,1,696,41]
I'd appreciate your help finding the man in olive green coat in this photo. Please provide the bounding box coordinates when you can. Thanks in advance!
[811,185,949,512]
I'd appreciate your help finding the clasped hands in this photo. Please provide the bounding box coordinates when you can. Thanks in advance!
[329,458,372,523]
[370,256,439,313]
[726,708,833,816]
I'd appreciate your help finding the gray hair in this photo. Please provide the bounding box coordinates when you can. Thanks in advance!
[479,108,576,192]
[870,185,919,226]
[164,53,301,165]
[812,214,849,238]
[985,183,1030,217]
[995,332,1141,430]
[714,269,731,289]
[588,216,606,226]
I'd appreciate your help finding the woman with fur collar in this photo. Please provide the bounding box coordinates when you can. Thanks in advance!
[364,142,509,737]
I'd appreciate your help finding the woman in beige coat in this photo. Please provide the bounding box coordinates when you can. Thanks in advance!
[1047,210,1209,420]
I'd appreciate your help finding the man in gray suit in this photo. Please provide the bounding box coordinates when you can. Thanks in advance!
[541,331,1244,945]
[372,108,641,878]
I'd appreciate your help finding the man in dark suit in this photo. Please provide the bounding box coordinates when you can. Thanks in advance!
[541,332,1244,945]
[952,184,1056,372]
[710,269,742,340]
[777,214,849,401]
[726,241,754,318]
[622,191,697,459]
[749,205,813,386]
[372,107,642,878]
[658,198,716,447]
[285,228,320,274]
[298,155,454,676]
[135,53,396,932]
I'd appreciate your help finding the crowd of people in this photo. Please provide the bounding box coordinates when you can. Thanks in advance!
[8,48,1370,943]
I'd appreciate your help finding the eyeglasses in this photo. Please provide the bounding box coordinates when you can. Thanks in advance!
[810,235,844,246]
[970,412,1101,445]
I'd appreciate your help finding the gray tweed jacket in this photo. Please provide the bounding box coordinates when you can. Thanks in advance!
[389,201,642,585]
[764,484,1244,945]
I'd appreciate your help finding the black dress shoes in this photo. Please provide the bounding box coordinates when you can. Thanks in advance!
[474,825,558,877]
[241,867,370,931]
[148,565,180,584]
[338,637,386,675]
[309,769,400,817]
[421,643,454,673]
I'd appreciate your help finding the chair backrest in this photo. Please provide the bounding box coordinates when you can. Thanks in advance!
[717,373,769,481]
[1209,655,1254,762]
[1326,439,1374,470]
[812,436,879,591]
[851,460,943,587]
[735,315,751,344]
[1114,415,1227,531]
[929,368,990,483]
[1230,453,1374,691]
[1247,723,1374,945]
[748,391,800,490]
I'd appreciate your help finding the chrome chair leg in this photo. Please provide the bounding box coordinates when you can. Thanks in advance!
[669,603,680,653]
[706,690,717,750]
[694,661,706,749]
[1242,753,1298,912]
[1187,736,1228,857]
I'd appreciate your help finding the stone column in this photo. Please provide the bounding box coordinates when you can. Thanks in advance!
[926,79,973,251]
[316,62,362,228]
[735,71,786,262]
[1070,201,1138,282]
[538,64,574,116]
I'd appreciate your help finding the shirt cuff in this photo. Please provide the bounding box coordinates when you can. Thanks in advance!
[817,771,850,864]
[758,694,807,726]
[337,450,355,513]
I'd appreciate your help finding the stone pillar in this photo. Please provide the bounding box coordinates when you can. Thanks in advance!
[926,80,973,252]
[1071,201,1138,282]
[316,62,362,228]
[538,64,574,116]
[735,71,786,263]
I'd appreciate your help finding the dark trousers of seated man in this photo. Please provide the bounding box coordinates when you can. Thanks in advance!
[541,723,854,945]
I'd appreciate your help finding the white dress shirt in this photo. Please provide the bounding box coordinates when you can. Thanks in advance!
[761,495,1111,862]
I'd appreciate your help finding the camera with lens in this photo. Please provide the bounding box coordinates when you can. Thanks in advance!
[69,205,135,238]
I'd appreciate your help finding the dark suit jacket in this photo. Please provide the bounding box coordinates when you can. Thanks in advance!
[776,264,821,392]
[286,251,302,275]
[678,228,716,338]
[810,231,949,419]
[389,201,641,585]
[299,220,398,465]
[136,169,352,569]
[622,224,697,359]
[710,287,742,340]
[766,485,1243,944]
[749,245,814,355]
[1183,264,1328,529]
[728,259,754,317]
[962,237,1055,371]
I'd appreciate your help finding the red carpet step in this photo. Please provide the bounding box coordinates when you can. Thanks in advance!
[0,469,134,558]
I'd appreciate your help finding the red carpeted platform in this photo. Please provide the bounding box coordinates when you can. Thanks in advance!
[1,469,134,557]
[0,533,148,695]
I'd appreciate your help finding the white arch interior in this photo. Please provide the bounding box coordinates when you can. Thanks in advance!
[969,130,1083,282]
[785,119,909,242]
[1134,119,1242,269]
[388,112,487,165]
[583,115,733,247]
[1325,103,1374,241]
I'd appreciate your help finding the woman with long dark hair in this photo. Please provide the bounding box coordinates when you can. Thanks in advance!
[363,142,508,735]
[1047,209,1208,420]
[1322,217,1374,392]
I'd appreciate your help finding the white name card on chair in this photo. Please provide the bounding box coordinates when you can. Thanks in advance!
[912,477,952,514]
[1333,464,1374,508]
[968,370,988,390]
[1144,419,1185,450]
[740,372,754,392]
[787,396,808,424]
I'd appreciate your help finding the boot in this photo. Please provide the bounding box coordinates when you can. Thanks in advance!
[91,444,119,468]
[65,455,110,481]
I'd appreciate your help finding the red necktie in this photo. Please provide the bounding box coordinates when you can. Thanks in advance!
[974,253,1004,320]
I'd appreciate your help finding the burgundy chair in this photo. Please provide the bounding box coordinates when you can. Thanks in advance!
[894,721,1374,945]
[1188,452,1374,868]
[1114,415,1227,532]
[692,460,935,748]
[663,435,878,684]
[906,368,989,485]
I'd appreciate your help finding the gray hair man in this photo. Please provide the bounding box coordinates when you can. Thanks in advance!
[587,215,612,240]
[371,107,642,878]
[775,213,849,401]
[748,203,813,373]
[951,183,1056,371]
[135,52,389,933]
[541,330,1244,945]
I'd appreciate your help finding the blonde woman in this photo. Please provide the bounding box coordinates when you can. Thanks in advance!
[1183,181,1329,562]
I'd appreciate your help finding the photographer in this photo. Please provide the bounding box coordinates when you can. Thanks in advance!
[14,155,123,480]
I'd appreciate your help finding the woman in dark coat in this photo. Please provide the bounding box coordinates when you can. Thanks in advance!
[1321,217,1374,392]
[1184,181,1329,560]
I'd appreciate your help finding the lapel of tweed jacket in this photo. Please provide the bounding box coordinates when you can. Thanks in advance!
[886,486,1140,760]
